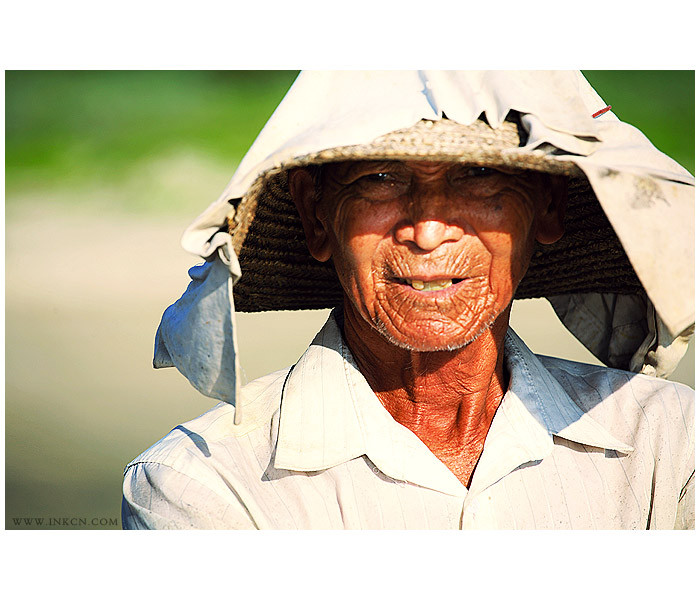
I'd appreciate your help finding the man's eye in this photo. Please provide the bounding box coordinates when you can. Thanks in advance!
[470,166,496,176]
[454,166,497,179]
[352,172,408,201]
[359,172,396,184]
[449,166,499,189]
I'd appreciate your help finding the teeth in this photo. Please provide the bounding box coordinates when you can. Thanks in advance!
[409,279,452,291]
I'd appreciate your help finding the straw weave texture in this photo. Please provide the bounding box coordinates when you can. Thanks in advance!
[228,118,644,312]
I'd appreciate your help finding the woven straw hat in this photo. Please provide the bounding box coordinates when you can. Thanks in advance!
[153,71,694,423]
[164,71,692,387]
[228,115,643,313]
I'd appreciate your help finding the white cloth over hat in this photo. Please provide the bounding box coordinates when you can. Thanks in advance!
[155,71,694,415]
[154,238,244,423]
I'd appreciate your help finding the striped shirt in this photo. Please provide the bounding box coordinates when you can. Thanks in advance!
[122,315,694,529]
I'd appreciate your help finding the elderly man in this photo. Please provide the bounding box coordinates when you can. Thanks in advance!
[122,71,694,529]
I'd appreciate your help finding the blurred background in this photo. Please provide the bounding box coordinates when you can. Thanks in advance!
[5,70,695,529]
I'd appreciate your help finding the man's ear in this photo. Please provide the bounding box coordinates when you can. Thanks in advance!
[534,175,568,245]
[288,167,333,262]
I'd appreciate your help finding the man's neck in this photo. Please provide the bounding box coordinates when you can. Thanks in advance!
[342,304,510,486]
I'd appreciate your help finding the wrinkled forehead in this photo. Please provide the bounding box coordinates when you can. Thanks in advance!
[309,158,545,184]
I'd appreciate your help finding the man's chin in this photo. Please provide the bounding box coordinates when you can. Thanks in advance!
[372,317,495,354]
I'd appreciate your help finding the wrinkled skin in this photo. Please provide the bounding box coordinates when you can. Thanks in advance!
[289,160,566,485]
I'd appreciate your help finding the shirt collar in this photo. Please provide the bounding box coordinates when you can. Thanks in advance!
[467,329,634,498]
[274,312,633,496]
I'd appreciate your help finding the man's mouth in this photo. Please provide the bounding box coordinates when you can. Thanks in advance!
[399,278,464,291]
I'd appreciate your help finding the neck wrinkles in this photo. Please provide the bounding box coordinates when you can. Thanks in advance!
[342,302,509,466]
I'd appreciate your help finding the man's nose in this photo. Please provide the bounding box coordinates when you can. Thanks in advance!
[393,192,465,252]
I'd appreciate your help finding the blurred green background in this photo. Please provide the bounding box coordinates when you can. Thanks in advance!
[5,70,694,529]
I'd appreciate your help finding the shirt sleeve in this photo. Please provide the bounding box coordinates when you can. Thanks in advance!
[122,461,256,530]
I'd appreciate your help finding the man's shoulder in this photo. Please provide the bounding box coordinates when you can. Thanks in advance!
[538,354,694,397]
[538,354,694,437]
[125,367,291,473]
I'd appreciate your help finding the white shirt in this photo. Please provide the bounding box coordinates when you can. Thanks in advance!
[122,314,694,529]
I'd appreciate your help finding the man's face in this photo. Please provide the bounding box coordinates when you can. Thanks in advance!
[291,160,565,352]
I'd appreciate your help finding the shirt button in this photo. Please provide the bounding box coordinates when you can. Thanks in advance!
[372,466,380,474]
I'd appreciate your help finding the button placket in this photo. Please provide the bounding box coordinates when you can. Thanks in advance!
[460,492,482,529]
